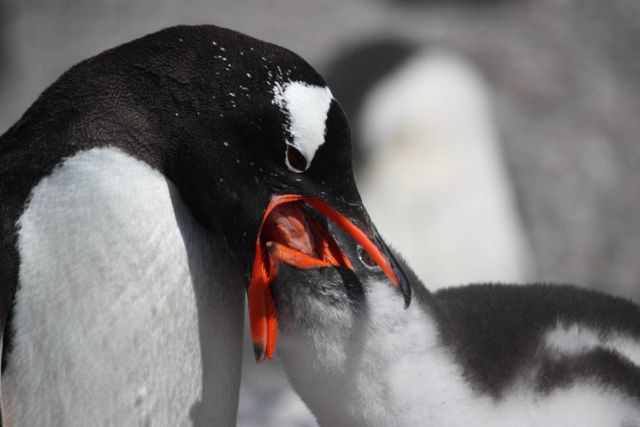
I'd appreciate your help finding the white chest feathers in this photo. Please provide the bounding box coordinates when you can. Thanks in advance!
[3,148,245,426]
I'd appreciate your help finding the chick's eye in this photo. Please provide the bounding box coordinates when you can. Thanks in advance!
[286,144,308,173]
[358,245,380,271]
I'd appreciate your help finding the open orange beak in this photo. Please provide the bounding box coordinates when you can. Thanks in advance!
[248,194,405,362]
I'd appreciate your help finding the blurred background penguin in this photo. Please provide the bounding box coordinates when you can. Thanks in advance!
[325,41,533,289]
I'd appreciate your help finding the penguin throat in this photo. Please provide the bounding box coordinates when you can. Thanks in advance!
[261,203,351,267]
[262,204,319,258]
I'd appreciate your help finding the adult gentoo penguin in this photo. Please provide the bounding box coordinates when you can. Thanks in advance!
[270,231,640,425]
[0,25,410,425]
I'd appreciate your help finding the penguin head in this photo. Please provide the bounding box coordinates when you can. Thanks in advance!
[157,27,414,362]
[63,26,411,361]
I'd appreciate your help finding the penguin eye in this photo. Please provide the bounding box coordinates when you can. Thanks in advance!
[286,144,308,173]
[357,245,381,271]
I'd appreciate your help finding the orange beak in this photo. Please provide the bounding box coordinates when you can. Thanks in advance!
[248,194,402,362]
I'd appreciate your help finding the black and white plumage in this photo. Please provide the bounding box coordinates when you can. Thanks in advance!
[0,25,408,425]
[271,234,640,426]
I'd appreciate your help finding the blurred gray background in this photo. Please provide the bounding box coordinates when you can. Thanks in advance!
[1,0,639,425]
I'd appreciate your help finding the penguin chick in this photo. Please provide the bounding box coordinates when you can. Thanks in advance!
[271,250,640,427]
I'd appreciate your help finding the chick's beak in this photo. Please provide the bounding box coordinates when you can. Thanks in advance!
[248,194,411,363]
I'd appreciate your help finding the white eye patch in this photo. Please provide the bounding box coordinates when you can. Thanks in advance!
[273,82,333,172]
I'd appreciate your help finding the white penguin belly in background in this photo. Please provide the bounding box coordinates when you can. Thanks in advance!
[357,51,533,289]
[3,148,244,426]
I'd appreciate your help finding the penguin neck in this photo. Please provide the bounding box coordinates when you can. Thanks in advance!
[79,103,251,264]
[27,56,265,267]
[277,274,441,426]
